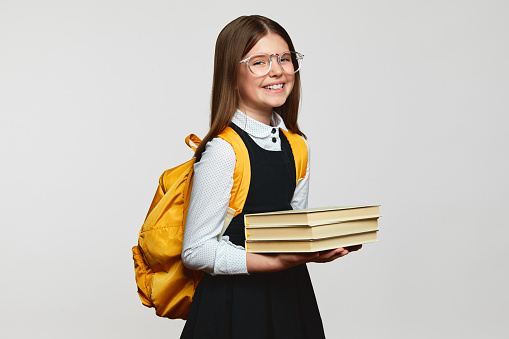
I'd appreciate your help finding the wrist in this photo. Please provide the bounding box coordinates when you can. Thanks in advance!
[246,253,283,273]
[269,254,284,271]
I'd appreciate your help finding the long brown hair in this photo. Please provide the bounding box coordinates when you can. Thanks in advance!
[194,15,305,159]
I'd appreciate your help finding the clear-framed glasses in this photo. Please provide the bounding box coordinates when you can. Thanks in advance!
[240,51,304,76]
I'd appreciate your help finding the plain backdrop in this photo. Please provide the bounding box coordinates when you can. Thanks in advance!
[1,0,508,338]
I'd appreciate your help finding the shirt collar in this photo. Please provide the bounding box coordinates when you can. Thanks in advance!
[231,110,288,138]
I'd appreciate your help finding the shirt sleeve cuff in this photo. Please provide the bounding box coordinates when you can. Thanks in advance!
[213,236,248,275]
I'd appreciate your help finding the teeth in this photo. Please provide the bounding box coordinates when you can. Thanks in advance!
[265,84,283,90]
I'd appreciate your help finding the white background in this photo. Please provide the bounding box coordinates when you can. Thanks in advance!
[1,0,508,338]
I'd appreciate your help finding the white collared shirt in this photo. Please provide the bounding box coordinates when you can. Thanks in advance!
[182,110,310,275]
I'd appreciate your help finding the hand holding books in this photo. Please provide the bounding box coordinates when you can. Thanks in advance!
[245,205,378,273]
[312,244,363,263]
[246,244,363,273]
[344,244,363,252]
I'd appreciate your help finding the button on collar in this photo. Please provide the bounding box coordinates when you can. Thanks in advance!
[272,137,277,143]
[271,128,277,134]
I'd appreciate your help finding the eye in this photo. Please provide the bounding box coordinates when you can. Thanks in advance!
[249,54,270,67]
[280,53,293,63]
[252,60,266,66]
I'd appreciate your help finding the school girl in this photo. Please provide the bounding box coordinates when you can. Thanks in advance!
[180,15,361,339]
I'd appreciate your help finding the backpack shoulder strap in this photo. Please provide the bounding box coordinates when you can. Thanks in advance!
[217,126,251,228]
[281,130,308,184]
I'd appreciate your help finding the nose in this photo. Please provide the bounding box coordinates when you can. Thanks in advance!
[268,54,283,77]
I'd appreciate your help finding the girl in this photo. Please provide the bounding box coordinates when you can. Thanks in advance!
[180,15,361,339]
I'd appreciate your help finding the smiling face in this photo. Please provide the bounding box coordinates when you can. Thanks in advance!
[237,33,295,120]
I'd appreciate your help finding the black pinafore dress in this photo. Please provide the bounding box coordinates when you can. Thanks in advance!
[181,124,325,339]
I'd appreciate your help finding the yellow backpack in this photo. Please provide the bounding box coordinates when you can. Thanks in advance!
[132,126,308,319]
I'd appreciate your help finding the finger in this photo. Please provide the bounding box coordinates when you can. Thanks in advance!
[327,248,346,256]
[314,249,348,262]
[317,248,344,259]
[315,253,344,263]
[345,244,362,252]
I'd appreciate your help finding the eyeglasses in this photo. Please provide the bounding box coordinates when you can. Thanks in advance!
[239,51,304,76]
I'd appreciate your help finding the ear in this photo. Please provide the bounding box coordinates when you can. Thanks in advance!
[236,87,242,104]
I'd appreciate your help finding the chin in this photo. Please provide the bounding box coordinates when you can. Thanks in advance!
[264,96,289,107]
[269,99,288,108]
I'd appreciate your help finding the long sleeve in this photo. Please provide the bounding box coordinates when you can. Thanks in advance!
[182,137,248,275]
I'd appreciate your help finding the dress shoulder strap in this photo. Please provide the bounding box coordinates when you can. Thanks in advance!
[217,126,251,220]
[281,130,308,184]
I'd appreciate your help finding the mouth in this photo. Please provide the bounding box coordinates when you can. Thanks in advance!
[263,83,284,90]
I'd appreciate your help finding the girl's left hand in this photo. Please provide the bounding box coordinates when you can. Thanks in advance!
[312,244,362,263]
[246,244,363,273]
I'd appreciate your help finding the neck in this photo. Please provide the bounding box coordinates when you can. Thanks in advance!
[238,107,272,126]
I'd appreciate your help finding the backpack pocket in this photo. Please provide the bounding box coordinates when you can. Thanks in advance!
[132,245,154,308]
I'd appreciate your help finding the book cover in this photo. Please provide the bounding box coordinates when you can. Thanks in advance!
[245,231,378,253]
[245,217,379,241]
[244,205,380,227]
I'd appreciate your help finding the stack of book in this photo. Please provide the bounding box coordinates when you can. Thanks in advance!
[244,205,380,253]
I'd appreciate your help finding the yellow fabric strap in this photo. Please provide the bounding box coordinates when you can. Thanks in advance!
[218,127,251,218]
[281,129,308,182]
[185,134,202,152]
[218,128,307,218]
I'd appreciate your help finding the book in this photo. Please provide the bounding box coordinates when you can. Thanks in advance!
[244,205,380,227]
[245,231,378,253]
[245,217,379,241]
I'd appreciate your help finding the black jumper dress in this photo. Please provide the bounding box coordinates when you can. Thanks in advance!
[181,123,325,339]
